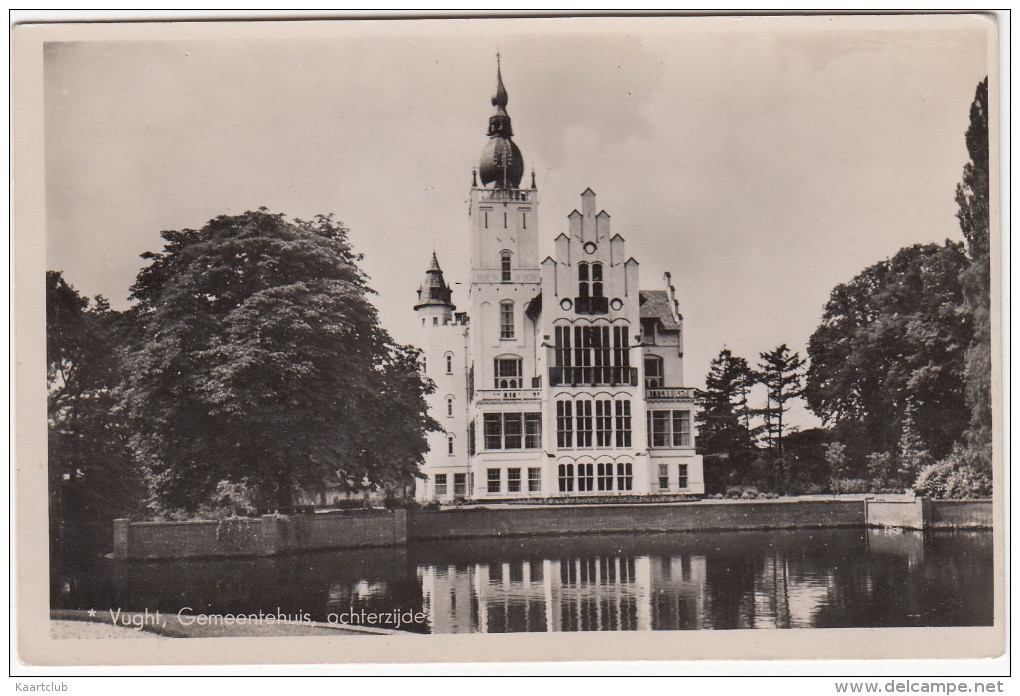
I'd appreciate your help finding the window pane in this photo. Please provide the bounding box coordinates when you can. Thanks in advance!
[528,467,542,492]
[484,413,502,450]
[658,464,669,490]
[487,468,501,493]
[504,413,523,449]
[578,462,594,492]
[435,474,447,497]
[454,473,467,496]
[617,462,633,491]
[501,252,512,282]
[651,411,671,447]
[576,400,593,447]
[615,400,632,448]
[678,464,689,489]
[556,401,573,448]
[507,468,521,493]
[500,302,515,340]
[673,411,691,447]
[525,413,542,449]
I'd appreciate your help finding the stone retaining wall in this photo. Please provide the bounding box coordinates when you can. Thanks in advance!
[111,498,991,560]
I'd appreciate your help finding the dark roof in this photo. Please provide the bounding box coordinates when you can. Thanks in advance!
[639,290,681,330]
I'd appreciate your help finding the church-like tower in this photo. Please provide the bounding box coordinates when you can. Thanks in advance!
[413,59,704,502]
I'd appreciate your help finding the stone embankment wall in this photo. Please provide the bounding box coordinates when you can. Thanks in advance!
[111,498,991,560]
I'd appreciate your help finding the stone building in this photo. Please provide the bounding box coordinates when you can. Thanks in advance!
[414,61,704,501]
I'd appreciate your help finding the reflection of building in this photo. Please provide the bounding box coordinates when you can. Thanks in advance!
[415,59,704,501]
[418,553,713,633]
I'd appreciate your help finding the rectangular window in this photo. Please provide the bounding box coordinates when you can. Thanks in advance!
[576,400,593,448]
[454,473,467,496]
[617,462,633,491]
[658,464,669,491]
[524,413,542,449]
[615,400,632,448]
[482,412,539,450]
[500,302,515,340]
[528,467,542,492]
[597,462,614,491]
[484,413,502,450]
[558,464,574,492]
[595,400,613,447]
[647,410,693,448]
[556,401,573,448]
[673,411,691,448]
[507,468,521,493]
[678,464,689,489]
[435,474,448,498]
[487,468,501,494]
[577,462,594,492]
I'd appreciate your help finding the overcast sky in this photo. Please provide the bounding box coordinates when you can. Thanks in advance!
[44,16,992,429]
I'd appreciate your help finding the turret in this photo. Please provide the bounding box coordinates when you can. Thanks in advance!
[415,251,456,325]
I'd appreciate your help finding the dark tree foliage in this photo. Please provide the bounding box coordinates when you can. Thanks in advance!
[697,349,758,491]
[805,242,972,465]
[756,344,806,459]
[120,210,438,512]
[47,271,144,556]
[697,349,755,456]
[956,77,992,466]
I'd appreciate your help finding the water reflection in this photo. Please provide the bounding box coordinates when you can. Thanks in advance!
[53,529,992,634]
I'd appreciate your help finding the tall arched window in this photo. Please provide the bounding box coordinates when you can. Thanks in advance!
[445,352,454,375]
[577,262,590,298]
[446,395,454,417]
[494,355,523,389]
[591,262,604,297]
[500,251,512,282]
[500,301,515,340]
[644,355,664,389]
[447,433,455,455]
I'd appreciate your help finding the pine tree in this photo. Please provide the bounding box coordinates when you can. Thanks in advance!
[757,344,807,460]
[696,348,755,456]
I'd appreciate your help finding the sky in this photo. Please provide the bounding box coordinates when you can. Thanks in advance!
[43,16,992,429]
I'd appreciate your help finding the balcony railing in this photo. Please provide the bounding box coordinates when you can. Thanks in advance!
[574,296,609,315]
[549,366,638,388]
[646,387,697,401]
[473,188,536,203]
[475,388,542,402]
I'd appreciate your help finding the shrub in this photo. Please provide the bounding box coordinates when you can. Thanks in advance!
[740,487,760,500]
[724,486,744,499]
[913,445,993,499]
[831,478,869,494]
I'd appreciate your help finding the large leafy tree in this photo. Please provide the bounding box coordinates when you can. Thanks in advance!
[47,271,143,555]
[805,242,972,464]
[956,77,992,466]
[120,210,438,512]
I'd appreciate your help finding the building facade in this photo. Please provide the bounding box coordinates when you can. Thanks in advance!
[414,63,704,501]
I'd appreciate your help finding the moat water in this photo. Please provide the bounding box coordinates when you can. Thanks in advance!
[52,528,993,633]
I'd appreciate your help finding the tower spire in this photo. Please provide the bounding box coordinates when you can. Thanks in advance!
[478,54,524,189]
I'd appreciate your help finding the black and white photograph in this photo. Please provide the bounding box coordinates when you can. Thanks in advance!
[12,12,1003,671]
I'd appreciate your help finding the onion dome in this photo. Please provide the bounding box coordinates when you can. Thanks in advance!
[478,56,525,189]
[414,252,456,311]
